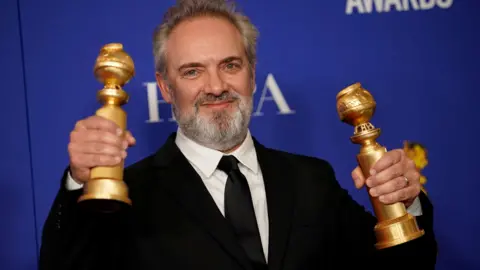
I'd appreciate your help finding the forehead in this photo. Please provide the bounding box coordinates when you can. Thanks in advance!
[165,16,245,66]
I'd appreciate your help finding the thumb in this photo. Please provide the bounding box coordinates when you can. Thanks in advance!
[125,130,136,146]
[351,166,365,189]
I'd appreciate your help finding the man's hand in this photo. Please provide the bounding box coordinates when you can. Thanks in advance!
[351,149,421,207]
[68,115,136,184]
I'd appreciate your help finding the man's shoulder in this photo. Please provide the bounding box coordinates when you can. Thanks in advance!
[123,153,157,180]
[123,132,177,177]
[126,151,158,168]
[260,144,335,174]
[259,145,346,195]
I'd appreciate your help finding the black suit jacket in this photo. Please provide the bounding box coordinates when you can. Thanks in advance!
[39,133,437,270]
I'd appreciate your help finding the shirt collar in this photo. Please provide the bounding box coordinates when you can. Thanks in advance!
[175,127,259,178]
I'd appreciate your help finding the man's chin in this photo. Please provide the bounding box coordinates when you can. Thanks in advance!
[198,109,238,121]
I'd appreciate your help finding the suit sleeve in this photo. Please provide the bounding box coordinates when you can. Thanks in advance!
[322,161,438,269]
[38,167,130,270]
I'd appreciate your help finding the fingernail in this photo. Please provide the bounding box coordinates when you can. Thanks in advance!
[370,169,376,175]
[122,151,127,158]
[116,128,122,136]
[370,188,377,196]
[379,195,386,202]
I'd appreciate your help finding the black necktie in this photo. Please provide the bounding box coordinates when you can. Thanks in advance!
[217,155,267,268]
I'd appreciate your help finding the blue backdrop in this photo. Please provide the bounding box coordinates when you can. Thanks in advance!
[1,0,479,269]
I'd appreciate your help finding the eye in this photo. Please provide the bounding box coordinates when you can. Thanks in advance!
[224,62,241,72]
[182,69,199,78]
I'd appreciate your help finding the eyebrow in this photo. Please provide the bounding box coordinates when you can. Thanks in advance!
[220,56,243,65]
[177,62,203,71]
[177,56,243,72]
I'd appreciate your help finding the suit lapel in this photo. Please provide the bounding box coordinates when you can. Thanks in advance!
[152,133,254,270]
[254,139,295,270]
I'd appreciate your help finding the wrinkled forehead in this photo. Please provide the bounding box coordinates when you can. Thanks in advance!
[165,16,247,69]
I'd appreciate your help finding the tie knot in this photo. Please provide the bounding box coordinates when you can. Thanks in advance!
[217,155,240,173]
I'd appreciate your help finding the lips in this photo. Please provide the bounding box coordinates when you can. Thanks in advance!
[201,100,234,109]
[202,99,235,105]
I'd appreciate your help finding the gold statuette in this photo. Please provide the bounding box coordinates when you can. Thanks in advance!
[77,43,135,213]
[336,82,424,249]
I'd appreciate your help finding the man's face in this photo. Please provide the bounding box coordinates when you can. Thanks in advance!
[156,16,254,151]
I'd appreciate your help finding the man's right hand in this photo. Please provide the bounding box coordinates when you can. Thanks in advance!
[68,115,136,185]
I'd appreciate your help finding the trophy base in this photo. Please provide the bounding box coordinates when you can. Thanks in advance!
[78,178,131,213]
[374,213,425,249]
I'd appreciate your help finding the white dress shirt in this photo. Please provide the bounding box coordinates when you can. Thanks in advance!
[66,128,423,261]
[174,129,270,260]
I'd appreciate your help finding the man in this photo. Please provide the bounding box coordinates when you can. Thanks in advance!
[39,0,437,269]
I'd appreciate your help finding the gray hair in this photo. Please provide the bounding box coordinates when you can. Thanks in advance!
[152,0,259,77]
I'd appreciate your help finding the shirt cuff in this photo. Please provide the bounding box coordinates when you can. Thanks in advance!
[65,171,84,190]
[406,196,423,216]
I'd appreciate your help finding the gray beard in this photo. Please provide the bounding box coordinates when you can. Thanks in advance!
[172,91,253,152]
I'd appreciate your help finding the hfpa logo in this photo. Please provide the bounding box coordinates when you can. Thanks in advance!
[143,73,296,123]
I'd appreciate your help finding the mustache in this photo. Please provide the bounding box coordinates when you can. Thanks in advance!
[195,91,239,106]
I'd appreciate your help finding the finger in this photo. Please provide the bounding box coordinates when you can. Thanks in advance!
[367,161,405,188]
[351,166,365,189]
[125,130,136,146]
[369,175,408,197]
[70,153,123,168]
[69,142,126,159]
[404,168,421,186]
[379,184,420,204]
[75,116,122,135]
[370,149,405,175]
[406,158,417,170]
[71,130,124,148]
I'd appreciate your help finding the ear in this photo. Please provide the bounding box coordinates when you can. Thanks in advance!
[156,72,173,104]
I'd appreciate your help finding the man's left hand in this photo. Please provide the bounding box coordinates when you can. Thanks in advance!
[351,149,421,208]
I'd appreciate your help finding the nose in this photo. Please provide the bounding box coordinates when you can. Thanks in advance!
[205,69,226,95]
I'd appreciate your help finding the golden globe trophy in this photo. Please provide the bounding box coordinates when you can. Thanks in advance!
[77,43,135,213]
[336,82,424,249]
